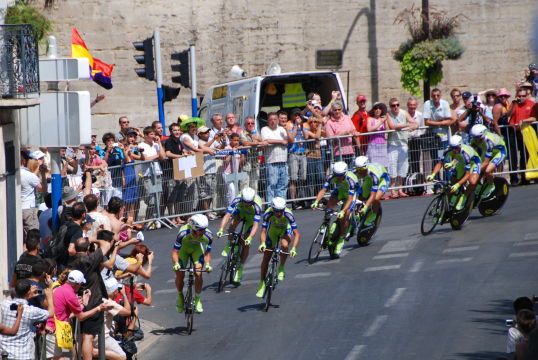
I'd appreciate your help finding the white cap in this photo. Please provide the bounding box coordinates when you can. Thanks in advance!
[104,277,121,295]
[67,270,86,284]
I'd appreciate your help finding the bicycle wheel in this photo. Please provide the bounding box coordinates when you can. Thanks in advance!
[230,242,243,284]
[264,260,276,312]
[308,224,327,264]
[421,195,446,236]
[185,284,194,334]
[217,254,231,293]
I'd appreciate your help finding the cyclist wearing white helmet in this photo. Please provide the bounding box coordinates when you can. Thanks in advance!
[470,124,507,198]
[216,187,263,283]
[311,161,359,257]
[353,156,390,226]
[172,214,215,313]
[256,197,300,298]
[426,135,482,210]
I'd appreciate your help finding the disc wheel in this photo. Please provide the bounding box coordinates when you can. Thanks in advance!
[421,196,446,235]
[308,225,327,264]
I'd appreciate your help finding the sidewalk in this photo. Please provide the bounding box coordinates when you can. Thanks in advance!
[136,318,164,358]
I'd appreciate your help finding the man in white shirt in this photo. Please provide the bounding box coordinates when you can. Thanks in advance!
[423,88,455,169]
[20,150,47,236]
[138,126,166,220]
[407,97,429,174]
[261,112,290,202]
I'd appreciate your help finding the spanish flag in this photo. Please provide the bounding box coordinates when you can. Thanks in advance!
[71,28,114,89]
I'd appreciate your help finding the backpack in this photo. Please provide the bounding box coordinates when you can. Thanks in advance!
[43,223,69,260]
[405,172,425,196]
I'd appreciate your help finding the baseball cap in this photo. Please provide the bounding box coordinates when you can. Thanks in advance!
[62,186,78,202]
[68,270,86,284]
[20,150,31,160]
[290,108,302,115]
[519,82,533,89]
[104,277,121,295]
[197,125,210,135]
[311,100,322,109]
[356,95,367,102]
[30,150,45,160]
[462,91,472,99]
[126,128,138,136]
[83,215,95,225]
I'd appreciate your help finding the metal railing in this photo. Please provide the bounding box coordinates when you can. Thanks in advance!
[0,24,39,98]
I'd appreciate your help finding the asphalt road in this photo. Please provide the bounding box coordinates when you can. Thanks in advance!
[137,184,538,360]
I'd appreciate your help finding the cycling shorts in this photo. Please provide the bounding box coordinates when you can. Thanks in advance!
[178,241,206,268]
[266,223,292,248]
[231,210,254,234]
[361,173,389,195]
[490,148,506,167]
[470,161,480,175]
[330,190,357,212]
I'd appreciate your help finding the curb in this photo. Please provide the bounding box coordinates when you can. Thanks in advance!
[137,318,164,357]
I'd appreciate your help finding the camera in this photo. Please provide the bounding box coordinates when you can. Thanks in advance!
[9,303,18,311]
[506,319,515,327]
[138,147,145,153]
[81,172,97,185]
[35,289,43,296]
[112,143,119,148]
[139,284,146,290]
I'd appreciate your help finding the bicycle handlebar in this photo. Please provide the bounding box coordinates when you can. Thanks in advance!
[177,268,209,273]
[264,248,290,255]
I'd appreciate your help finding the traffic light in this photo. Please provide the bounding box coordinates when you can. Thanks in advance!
[133,38,155,81]
[171,50,190,88]
[162,85,180,102]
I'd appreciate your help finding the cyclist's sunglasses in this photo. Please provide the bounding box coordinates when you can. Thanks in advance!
[356,166,367,170]
[192,226,205,231]
[273,209,284,213]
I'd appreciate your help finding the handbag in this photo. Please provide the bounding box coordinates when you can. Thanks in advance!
[54,315,73,349]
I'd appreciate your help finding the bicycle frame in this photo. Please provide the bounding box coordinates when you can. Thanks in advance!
[262,244,289,312]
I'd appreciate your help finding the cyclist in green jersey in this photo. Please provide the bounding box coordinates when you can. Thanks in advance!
[311,161,358,256]
[216,187,263,283]
[256,197,300,298]
[470,124,507,198]
[353,156,389,226]
[426,135,482,210]
[171,214,215,313]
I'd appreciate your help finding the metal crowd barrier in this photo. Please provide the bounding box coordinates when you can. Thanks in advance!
[79,123,537,227]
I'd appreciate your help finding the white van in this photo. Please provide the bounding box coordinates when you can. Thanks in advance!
[198,71,347,131]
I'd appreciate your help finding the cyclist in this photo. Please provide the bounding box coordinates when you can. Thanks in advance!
[352,156,389,226]
[171,214,215,313]
[426,135,482,211]
[469,124,507,199]
[216,187,263,284]
[311,161,358,257]
[256,197,300,298]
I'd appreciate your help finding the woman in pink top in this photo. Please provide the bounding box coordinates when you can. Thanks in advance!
[366,102,389,168]
[325,101,357,165]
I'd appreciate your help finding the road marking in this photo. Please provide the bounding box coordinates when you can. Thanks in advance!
[238,279,259,286]
[384,288,406,308]
[295,272,331,279]
[364,265,401,272]
[408,260,423,273]
[312,259,341,266]
[242,268,259,275]
[373,253,408,260]
[436,257,472,265]
[166,278,174,283]
[442,246,479,253]
[363,315,388,337]
[344,345,367,360]
[509,252,538,258]
[379,238,419,253]
[514,241,538,247]
[524,233,538,241]
[153,289,177,295]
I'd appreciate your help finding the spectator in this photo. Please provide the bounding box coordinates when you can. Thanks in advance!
[366,102,389,169]
[449,88,464,135]
[386,97,418,198]
[38,193,53,244]
[0,303,23,336]
[225,113,244,136]
[152,121,173,218]
[62,202,87,262]
[456,91,488,141]
[10,229,42,287]
[209,113,228,211]
[138,126,166,220]
[98,277,130,360]
[103,197,141,249]
[59,186,79,225]
[508,309,537,358]
[67,236,111,360]
[508,87,536,185]
[286,109,309,208]
[305,116,326,199]
[261,112,289,202]
[26,259,49,309]
[423,88,454,170]
[115,116,131,142]
[197,125,221,220]
[123,129,142,219]
[325,101,357,166]
[351,94,370,155]
[83,193,111,237]
[209,113,227,145]
[493,88,512,137]
[20,150,47,237]
[99,229,142,283]
[406,97,431,177]
[179,118,205,212]
[482,89,497,125]
[0,279,54,360]
[102,132,125,203]
[165,122,187,225]
[112,282,152,340]
[115,244,154,282]
[277,110,288,128]
[239,116,266,192]
[152,120,168,141]
[223,133,245,206]
[44,270,107,360]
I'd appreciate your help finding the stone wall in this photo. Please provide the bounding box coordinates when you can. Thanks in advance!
[41,0,537,137]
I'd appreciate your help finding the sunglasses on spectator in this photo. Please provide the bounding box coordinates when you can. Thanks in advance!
[245,122,255,125]
[517,95,526,98]
[332,108,342,112]
[486,94,496,97]
[390,103,399,107]
[121,121,130,124]
[452,94,461,97]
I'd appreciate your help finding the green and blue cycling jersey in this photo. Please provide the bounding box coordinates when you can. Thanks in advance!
[470,131,507,167]
[354,162,389,197]
[261,207,298,248]
[173,224,215,267]
[226,192,263,232]
[441,143,482,178]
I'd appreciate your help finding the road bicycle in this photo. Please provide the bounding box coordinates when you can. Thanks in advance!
[262,244,289,312]
[308,208,338,264]
[178,256,207,335]
[217,222,245,292]
[353,200,383,247]
[421,180,473,235]
[472,176,509,216]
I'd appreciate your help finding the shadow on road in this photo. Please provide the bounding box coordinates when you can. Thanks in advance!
[469,299,513,336]
[453,351,508,359]
[237,302,280,312]
[151,326,193,336]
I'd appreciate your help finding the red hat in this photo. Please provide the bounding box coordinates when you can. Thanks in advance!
[356,95,367,103]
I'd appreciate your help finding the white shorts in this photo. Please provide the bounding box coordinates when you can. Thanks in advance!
[46,333,72,359]
[93,335,126,358]
[388,144,409,178]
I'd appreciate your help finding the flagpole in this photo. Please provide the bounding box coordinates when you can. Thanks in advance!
[154,30,166,134]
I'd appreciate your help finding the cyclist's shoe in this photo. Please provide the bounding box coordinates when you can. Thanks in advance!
[176,292,184,313]
[256,281,266,298]
[474,183,483,196]
[233,266,243,283]
[221,243,231,257]
[194,295,203,313]
[481,183,495,199]
[335,236,345,255]
[277,265,285,281]
[455,194,468,211]
[364,212,377,226]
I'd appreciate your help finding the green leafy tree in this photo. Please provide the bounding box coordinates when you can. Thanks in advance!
[5,1,53,42]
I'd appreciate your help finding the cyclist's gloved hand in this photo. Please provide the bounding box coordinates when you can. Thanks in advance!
[450,183,461,193]
[258,243,267,253]
[216,228,224,238]
[337,210,346,219]
[172,262,181,271]
[205,263,213,273]
[244,236,252,246]
[426,173,435,182]
[290,247,297,258]
[359,205,370,215]
[311,201,319,209]
[444,160,457,169]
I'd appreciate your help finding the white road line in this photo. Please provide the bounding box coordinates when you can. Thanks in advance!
[238,279,259,286]
[509,252,538,258]
[363,315,388,337]
[514,241,538,247]
[379,238,419,253]
[524,233,538,241]
[384,288,406,308]
[435,257,472,265]
[408,260,423,273]
[166,278,174,283]
[344,345,367,360]
[312,259,341,266]
[364,265,401,272]
[242,268,259,275]
[295,272,331,279]
[373,253,409,260]
[442,246,479,253]
[153,289,176,295]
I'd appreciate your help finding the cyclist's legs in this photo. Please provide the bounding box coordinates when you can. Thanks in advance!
[192,249,205,294]
[464,164,481,196]
[175,249,190,292]
[279,234,292,267]
[226,213,241,243]
[259,231,279,280]
[240,222,253,265]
